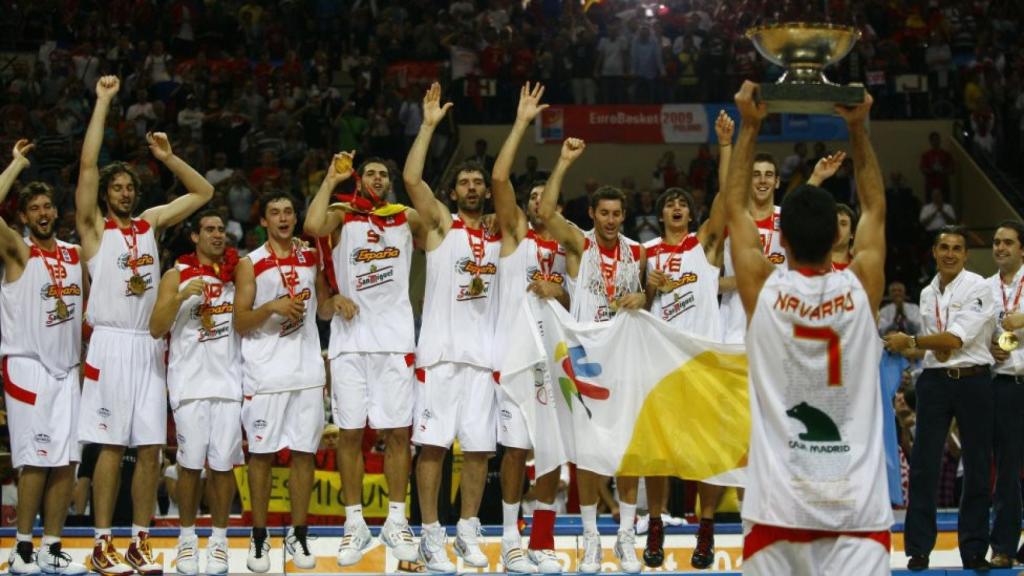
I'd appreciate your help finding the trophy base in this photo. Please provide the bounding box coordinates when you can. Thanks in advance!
[759,82,865,115]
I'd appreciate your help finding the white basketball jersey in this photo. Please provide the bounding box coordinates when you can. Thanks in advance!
[644,234,720,338]
[494,229,568,368]
[570,233,642,323]
[0,239,83,377]
[744,268,892,531]
[417,217,502,369]
[241,243,324,395]
[167,259,242,409]
[720,207,786,344]
[86,218,161,331]
[329,211,415,356]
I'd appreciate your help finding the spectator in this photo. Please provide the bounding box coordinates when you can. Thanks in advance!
[879,281,924,336]
[513,155,550,196]
[629,24,665,104]
[205,151,236,188]
[629,189,660,243]
[466,138,495,175]
[919,188,957,233]
[596,24,629,104]
[919,131,954,194]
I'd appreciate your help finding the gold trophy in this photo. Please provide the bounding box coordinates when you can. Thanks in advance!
[745,22,864,115]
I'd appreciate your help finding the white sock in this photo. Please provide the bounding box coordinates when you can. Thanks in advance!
[211,527,228,542]
[619,502,637,533]
[179,525,196,540]
[345,504,364,525]
[95,528,111,542]
[424,521,442,537]
[16,532,32,543]
[581,504,598,535]
[502,500,520,541]
[535,500,557,511]
[387,501,406,523]
[132,524,147,542]
[41,535,60,547]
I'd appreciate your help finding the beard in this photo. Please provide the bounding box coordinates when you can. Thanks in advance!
[29,223,55,241]
[456,197,483,214]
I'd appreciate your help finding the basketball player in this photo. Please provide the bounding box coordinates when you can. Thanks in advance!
[303,156,422,566]
[149,211,241,575]
[491,82,568,574]
[75,76,214,575]
[800,152,853,271]
[641,112,732,568]
[1,141,87,575]
[537,137,647,574]
[233,191,328,572]
[402,82,502,572]
[727,81,892,575]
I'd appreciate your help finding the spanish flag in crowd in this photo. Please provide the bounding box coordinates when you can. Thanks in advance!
[501,295,750,482]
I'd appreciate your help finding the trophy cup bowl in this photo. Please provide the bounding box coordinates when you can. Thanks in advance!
[745,22,864,114]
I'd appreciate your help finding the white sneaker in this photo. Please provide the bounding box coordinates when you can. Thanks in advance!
[418,524,455,573]
[527,548,562,573]
[246,535,271,573]
[613,530,641,574]
[174,535,199,575]
[36,541,86,575]
[284,527,316,570]
[205,539,229,575]
[380,517,419,562]
[336,521,373,566]
[578,533,602,574]
[9,542,41,574]
[635,514,650,535]
[661,513,686,526]
[454,518,489,568]
[501,538,536,573]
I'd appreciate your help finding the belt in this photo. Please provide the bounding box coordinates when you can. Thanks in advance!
[941,365,990,379]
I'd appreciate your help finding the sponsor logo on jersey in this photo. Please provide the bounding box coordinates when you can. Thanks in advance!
[773,290,855,321]
[554,341,609,418]
[97,408,111,418]
[767,252,786,265]
[34,433,51,444]
[117,253,156,270]
[786,402,851,454]
[254,419,268,430]
[366,229,381,244]
[527,268,566,286]
[279,287,312,336]
[40,283,83,299]
[355,265,395,291]
[661,290,696,323]
[662,272,698,293]
[351,246,400,264]
[456,258,497,276]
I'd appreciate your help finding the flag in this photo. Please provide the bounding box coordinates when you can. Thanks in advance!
[501,295,750,481]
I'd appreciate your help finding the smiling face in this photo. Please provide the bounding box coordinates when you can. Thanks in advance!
[20,192,58,242]
[192,215,227,261]
[450,169,489,214]
[751,160,779,205]
[590,198,625,244]
[358,161,391,201]
[933,232,967,279]
[260,197,297,243]
[993,226,1024,274]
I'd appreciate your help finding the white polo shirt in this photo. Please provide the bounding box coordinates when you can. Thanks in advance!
[989,266,1024,376]
[919,268,996,369]
[878,301,923,336]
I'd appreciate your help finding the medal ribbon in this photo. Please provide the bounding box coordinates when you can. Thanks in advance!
[534,237,555,282]
[934,295,950,333]
[1001,274,1024,315]
[466,224,485,281]
[120,221,141,278]
[599,243,620,305]
[270,243,297,298]
[32,244,66,305]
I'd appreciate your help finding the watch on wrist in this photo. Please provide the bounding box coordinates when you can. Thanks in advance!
[907,335,918,350]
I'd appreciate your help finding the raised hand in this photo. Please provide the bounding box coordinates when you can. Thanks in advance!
[714,110,735,145]
[560,137,586,163]
[516,82,549,124]
[734,80,767,123]
[422,82,454,128]
[146,132,174,162]
[11,139,34,165]
[327,151,355,184]
[96,75,120,100]
[835,92,874,127]
[810,151,847,185]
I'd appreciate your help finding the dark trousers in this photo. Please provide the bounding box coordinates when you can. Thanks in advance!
[905,367,993,562]
[991,374,1024,554]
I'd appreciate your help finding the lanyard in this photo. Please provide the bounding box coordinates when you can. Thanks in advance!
[269,243,297,298]
[466,225,485,278]
[933,295,950,333]
[32,244,65,301]
[534,236,556,281]
[1001,274,1024,314]
[599,243,620,304]
[120,221,140,276]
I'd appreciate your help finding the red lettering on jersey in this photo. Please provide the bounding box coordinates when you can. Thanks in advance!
[367,229,381,244]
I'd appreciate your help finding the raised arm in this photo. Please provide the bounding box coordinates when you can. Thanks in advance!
[838,94,886,311]
[493,82,549,241]
[303,151,350,237]
[699,111,732,261]
[806,151,846,187]
[724,81,774,319]
[139,132,214,232]
[537,138,586,256]
[0,141,34,271]
[77,76,120,256]
[402,82,452,235]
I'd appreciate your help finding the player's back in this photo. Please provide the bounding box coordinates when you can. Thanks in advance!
[744,267,893,532]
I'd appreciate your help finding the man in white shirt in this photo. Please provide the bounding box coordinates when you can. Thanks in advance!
[885,225,997,571]
[984,220,1024,568]
[878,281,923,337]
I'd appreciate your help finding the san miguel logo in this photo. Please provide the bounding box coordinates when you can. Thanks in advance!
[118,253,155,270]
[554,341,609,419]
[456,258,497,276]
[41,283,82,299]
[352,246,400,264]
[768,252,786,265]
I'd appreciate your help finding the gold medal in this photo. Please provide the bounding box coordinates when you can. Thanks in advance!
[55,299,69,320]
[201,309,215,332]
[129,274,146,295]
[999,330,1020,352]
[334,153,353,174]
[609,298,619,312]
[469,275,485,296]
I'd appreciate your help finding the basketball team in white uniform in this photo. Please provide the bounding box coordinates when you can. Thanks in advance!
[3,74,893,576]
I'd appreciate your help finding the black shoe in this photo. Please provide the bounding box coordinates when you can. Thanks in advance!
[907,555,929,571]
[962,556,991,572]
[690,518,714,570]
[642,516,664,567]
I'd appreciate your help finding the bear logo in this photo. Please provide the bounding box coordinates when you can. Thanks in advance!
[786,402,841,442]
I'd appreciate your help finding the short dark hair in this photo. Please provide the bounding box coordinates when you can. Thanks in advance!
[752,152,778,174]
[656,187,695,219]
[357,157,390,178]
[18,182,56,213]
[98,161,142,207]
[836,203,857,226]
[933,224,967,246]
[258,190,298,218]
[996,220,1024,244]
[780,184,837,263]
[189,209,225,232]
[448,160,489,191]
[589,185,627,211]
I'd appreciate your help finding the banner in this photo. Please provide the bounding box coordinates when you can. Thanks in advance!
[233,467,409,518]
[501,296,749,480]
[535,104,850,144]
